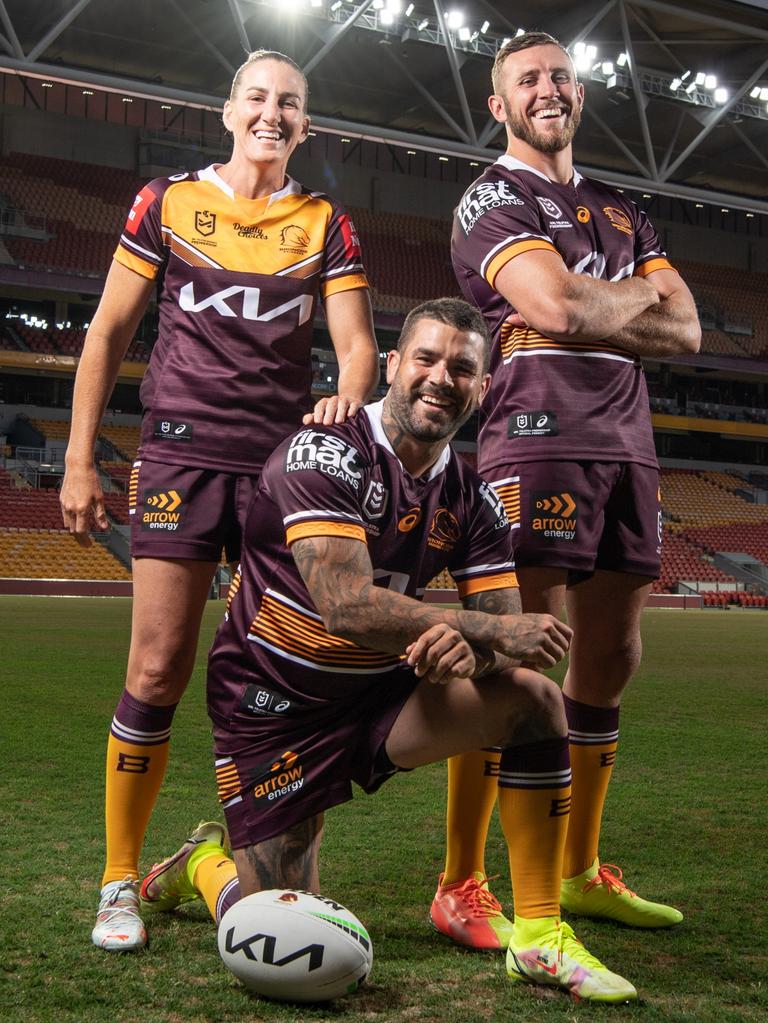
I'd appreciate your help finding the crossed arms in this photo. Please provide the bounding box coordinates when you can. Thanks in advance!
[495,249,701,359]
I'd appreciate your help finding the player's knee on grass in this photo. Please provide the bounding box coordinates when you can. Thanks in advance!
[482,667,567,747]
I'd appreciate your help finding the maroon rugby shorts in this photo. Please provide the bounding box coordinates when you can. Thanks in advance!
[488,460,661,580]
[211,670,418,849]
[128,459,259,562]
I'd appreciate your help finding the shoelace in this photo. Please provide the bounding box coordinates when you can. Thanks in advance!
[98,881,140,922]
[583,863,637,899]
[555,921,604,971]
[455,874,504,918]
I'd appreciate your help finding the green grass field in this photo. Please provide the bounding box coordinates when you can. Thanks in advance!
[1,597,766,1023]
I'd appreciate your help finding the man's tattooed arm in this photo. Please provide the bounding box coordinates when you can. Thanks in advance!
[290,535,571,668]
[462,587,521,677]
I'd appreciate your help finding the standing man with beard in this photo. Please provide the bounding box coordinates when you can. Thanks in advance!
[430,32,700,951]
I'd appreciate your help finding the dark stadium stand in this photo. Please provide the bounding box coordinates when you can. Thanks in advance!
[0,153,766,601]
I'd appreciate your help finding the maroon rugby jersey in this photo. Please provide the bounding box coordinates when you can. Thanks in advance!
[207,399,516,726]
[452,155,673,476]
[115,164,368,473]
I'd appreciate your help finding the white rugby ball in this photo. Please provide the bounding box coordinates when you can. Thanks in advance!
[218,889,373,1002]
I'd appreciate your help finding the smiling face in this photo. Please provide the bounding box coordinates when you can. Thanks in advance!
[385,318,490,445]
[223,58,309,169]
[491,43,584,155]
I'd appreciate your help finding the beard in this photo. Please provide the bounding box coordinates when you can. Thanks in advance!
[504,96,581,153]
[386,381,474,444]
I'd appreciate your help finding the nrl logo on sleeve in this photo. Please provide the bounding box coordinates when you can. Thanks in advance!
[479,480,509,529]
[285,429,364,489]
[362,480,388,519]
[458,179,525,233]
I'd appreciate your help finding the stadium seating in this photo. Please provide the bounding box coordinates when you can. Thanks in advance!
[0,528,130,580]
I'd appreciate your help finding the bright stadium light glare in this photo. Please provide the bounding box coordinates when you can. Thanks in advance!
[573,41,586,55]
[586,44,597,59]
[695,72,706,85]
[670,78,682,91]
[446,10,464,30]
[380,9,393,23]
[372,0,384,9]
[386,0,402,12]
[750,86,761,98]
[685,81,697,94]
[480,20,489,33]
[458,26,471,41]
[601,61,614,75]
[310,0,322,7]
[704,74,717,90]
[714,87,728,104]
[515,27,525,37]
[405,2,414,14]
[616,51,628,66]
[417,17,428,30]
[760,87,768,101]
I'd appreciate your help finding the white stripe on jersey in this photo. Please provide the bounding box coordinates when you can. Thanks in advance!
[162,229,223,269]
[503,348,635,365]
[283,509,365,527]
[489,476,520,487]
[263,587,324,621]
[451,561,516,579]
[321,262,366,279]
[247,634,400,674]
[119,234,163,265]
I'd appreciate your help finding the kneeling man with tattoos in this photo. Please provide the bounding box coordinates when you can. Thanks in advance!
[139,298,636,1002]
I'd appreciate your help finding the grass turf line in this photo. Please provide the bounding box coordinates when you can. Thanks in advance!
[1,597,766,1022]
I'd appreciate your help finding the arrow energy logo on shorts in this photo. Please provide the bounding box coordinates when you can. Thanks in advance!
[141,489,184,531]
[531,491,578,541]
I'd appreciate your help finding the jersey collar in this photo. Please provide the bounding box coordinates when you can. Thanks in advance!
[496,153,583,187]
[198,164,301,207]
[365,399,452,482]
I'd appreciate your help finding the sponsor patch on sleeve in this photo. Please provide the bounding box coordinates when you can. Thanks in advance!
[124,185,156,236]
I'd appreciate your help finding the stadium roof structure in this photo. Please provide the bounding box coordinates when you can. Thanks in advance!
[1,0,768,213]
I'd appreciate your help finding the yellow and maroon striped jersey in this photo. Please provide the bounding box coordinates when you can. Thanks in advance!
[452,156,672,476]
[116,165,368,473]
[206,400,516,723]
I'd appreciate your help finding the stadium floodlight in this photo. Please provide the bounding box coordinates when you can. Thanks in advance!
[310,0,322,7]
[670,78,682,91]
[417,18,428,30]
[695,72,706,85]
[714,87,728,104]
[372,0,384,9]
[331,0,342,8]
[601,61,614,75]
[501,37,511,46]
[386,0,402,12]
[685,82,697,95]
[458,26,471,41]
[760,87,768,101]
[380,9,394,24]
[750,86,761,98]
[704,74,716,90]
[616,52,629,67]
[446,10,464,30]
[515,27,525,37]
[405,2,414,14]
[480,20,490,33]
